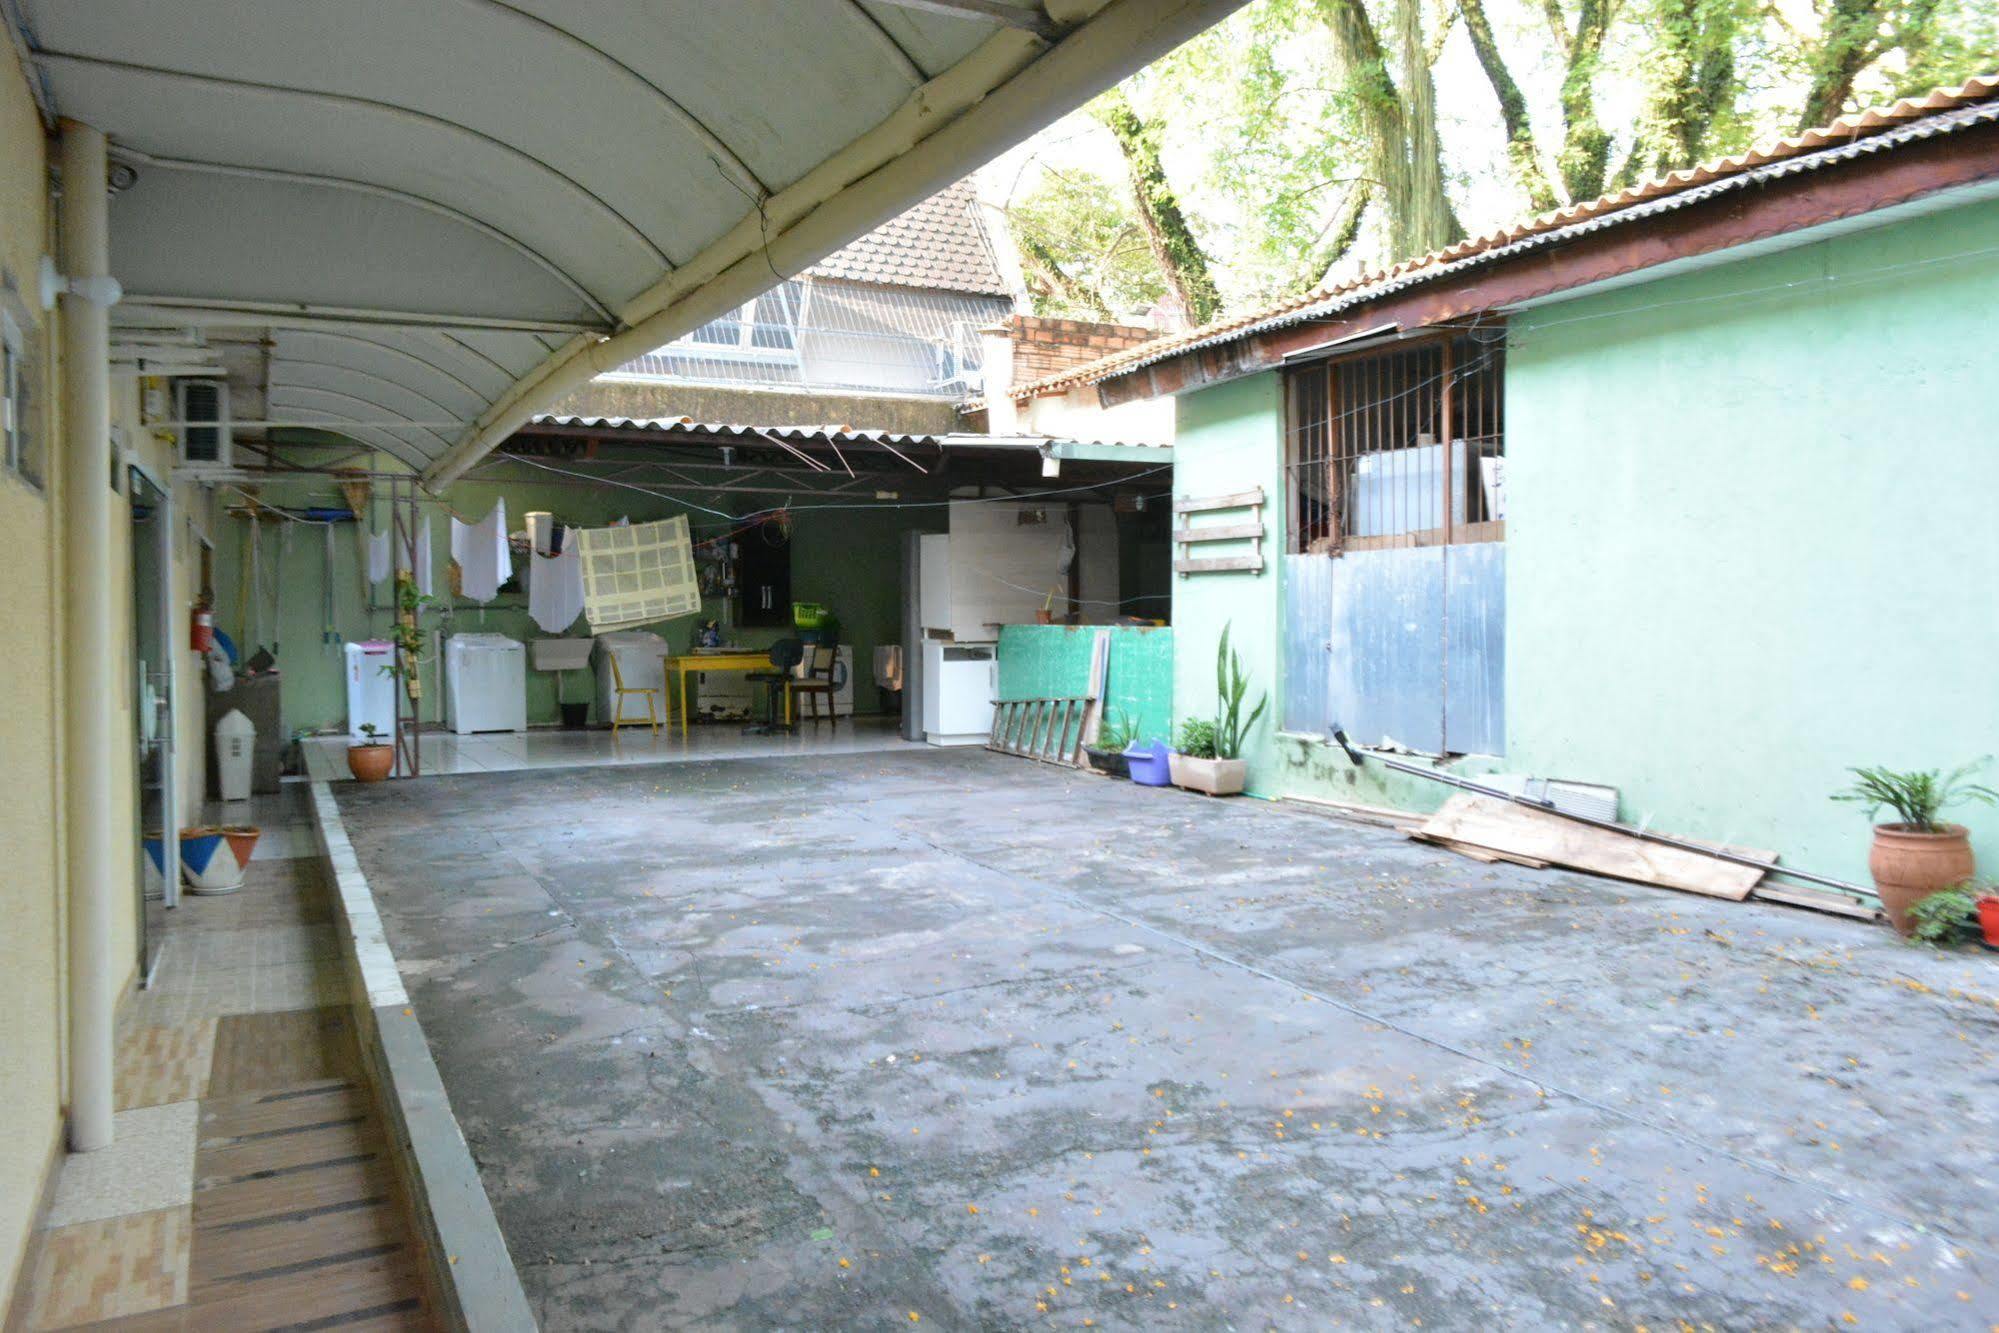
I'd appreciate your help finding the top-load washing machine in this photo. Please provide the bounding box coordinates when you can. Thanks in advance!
[443,633,527,734]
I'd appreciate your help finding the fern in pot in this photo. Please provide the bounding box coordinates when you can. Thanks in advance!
[1170,624,1266,797]
[1832,761,1995,935]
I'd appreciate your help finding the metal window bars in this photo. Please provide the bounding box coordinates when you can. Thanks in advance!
[1284,330,1506,554]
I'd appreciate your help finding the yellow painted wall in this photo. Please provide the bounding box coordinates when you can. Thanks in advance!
[0,59,64,1316]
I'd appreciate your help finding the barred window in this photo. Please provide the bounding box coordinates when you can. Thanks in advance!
[1284,331,1504,554]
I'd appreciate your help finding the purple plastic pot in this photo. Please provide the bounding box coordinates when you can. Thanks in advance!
[1125,740,1173,787]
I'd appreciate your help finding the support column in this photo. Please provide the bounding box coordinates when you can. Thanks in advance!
[60,120,115,1153]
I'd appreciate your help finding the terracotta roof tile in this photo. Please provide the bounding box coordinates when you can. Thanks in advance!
[1011,72,1999,398]
[806,177,1011,297]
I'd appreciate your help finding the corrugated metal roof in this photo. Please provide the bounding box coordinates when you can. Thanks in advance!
[1011,72,1999,397]
[804,177,1011,297]
[521,414,1169,453]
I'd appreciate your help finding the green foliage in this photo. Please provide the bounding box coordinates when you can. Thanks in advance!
[1831,760,1998,832]
[1213,622,1268,762]
[1096,709,1139,753]
[354,722,384,745]
[1178,717,1219,760]
[1905,882,1988,945]
[1005,169,1165,320]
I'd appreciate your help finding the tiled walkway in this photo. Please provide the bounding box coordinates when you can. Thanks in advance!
[18,790,436,1331]
[300,715,920,782]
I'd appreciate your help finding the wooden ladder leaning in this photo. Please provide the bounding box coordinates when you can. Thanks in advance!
[985,631,1111,769]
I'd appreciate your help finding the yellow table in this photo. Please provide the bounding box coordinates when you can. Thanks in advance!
[666,652,787,732]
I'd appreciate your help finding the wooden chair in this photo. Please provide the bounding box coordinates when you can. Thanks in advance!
[791,643,844,724]
[606,650,660,735]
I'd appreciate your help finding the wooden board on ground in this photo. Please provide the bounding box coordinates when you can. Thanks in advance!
[1406,831,1552,869]
[1418,794,1773,900]
[1749,883,1883,921]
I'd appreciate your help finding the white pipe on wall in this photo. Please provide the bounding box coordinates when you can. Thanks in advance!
[60,120,117,1153]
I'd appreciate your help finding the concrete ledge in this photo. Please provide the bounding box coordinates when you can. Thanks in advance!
[310,781,536,1332]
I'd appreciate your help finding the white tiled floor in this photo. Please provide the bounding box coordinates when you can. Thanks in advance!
[300,714,922,781]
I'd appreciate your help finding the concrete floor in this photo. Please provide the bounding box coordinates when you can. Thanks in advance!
[336,750,1999,1330]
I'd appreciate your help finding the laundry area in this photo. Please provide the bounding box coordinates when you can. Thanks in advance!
[204,417,1173,788]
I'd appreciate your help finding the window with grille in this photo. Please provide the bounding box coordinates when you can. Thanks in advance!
[1284,331,1505,554]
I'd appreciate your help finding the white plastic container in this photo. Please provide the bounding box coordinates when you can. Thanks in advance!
[444,634,528,734]
[343,639,395,740]
[215,708,256,801]
[593,631,668,724]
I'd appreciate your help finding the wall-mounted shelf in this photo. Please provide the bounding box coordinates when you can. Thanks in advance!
[1172,486,1265,576]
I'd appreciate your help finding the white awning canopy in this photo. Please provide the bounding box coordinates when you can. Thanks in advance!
[17,0,1240,483]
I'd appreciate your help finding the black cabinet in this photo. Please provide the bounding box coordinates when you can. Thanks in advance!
[737,520,791,627]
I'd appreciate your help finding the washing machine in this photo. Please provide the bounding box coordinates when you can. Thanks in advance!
[443,633,527,734]
[343,639,395,740]
[593,631,669,725]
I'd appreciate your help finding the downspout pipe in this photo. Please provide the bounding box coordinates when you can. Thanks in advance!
[1330,729,1880,905]
[60,121,118,1153]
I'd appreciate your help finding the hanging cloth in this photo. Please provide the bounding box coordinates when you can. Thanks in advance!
[450,499,510,602]
[527,532,585,634]
[414,514,435,597]
[366,529,391,586]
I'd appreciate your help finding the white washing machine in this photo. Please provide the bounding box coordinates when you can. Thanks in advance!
[444,633,527,734]
[593,631,669,726]
[921,640,994,745]
[343,639,395,740]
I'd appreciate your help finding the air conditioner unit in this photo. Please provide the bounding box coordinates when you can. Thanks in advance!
[175,378,230,470]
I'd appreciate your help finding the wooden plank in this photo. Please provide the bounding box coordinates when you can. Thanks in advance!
[189,1199,404,1290]
[193,1158,397,1230]
[1173,522,1265,543]
[1750,884,1883,921]
[197,1119,382,1187]
[200,1083,368,1141]
[181,1247,422,1331]
[1417,794,1771,900]
[208,1008,362,1097]
[1173,487,1264,514]
[1174,555,1264,575]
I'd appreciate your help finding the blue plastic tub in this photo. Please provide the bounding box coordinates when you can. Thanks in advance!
[1125,740,1173,787]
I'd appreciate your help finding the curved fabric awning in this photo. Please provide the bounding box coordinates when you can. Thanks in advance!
[16,0,1241,483]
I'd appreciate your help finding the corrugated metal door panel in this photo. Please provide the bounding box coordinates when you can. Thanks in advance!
[1328,547,1446,754]
[1444,542,1505,756]
[1281,554,1334,736]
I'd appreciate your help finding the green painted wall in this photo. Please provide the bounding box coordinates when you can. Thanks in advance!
[1166,375,1478,812]
[1506,195,1999,884]
[212,460,932,737]
[995,624,1174,745]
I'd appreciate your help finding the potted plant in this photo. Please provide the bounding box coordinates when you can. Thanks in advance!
[1170,625,1267,797]
[1904,882,1992,947]
[1832,761,1996,935]
[348,722,395,782]
[1084,710,1138,778]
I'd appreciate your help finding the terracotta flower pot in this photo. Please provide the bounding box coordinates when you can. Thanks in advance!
[347,743,395,783]
[1868,823,1974,936]
[1169,752,1246,797]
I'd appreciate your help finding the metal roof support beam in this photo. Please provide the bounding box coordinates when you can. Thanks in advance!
[869,1,1066,40]
[422,0,1247,488]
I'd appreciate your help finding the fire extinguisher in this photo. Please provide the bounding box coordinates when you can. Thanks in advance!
[191,604,215,653]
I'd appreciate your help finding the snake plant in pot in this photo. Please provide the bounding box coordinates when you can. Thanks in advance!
[1833,761,1996,935]
[1170,623,1267,797]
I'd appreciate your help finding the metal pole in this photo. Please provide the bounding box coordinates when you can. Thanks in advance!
[1331,730,1879,903]
[60,120,118,1152]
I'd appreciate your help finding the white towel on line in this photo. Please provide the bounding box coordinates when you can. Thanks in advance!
[450,499,510,602]
[414,515,434,597]
[527,540,585,633]
[365,530,390,586]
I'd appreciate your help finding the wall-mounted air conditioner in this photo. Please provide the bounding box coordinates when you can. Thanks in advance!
[174,378,230,470]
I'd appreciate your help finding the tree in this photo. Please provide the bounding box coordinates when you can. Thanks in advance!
[1091,87,1224,325]
[1003,167,1164,321]
[1793,0,1989,129]
[1618,0,1751,184]
[1313,0,1463,260]
[1459,0,1561,212]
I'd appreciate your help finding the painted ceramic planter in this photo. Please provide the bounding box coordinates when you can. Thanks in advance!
[1868,823,1975,935]
[142,832,168,897]
[1169,753,1247,797]
[179,827,244,894]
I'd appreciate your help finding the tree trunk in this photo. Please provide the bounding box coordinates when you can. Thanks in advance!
[1554,0,1618,201]
[1797,0,1887,128]
[1460,0,1561,213]
[1012,228,1112,320]
[1287,182,1375,294]
[1093,87,1223,326]
[1626,0,1742,180]
[1316,0,1462,262]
